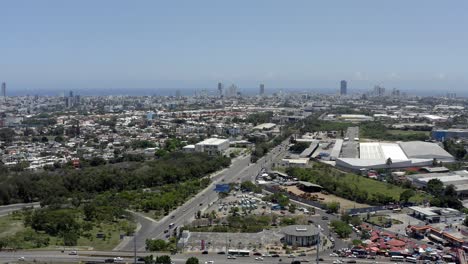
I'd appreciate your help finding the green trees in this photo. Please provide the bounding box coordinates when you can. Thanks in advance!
[22,208,81,246]
[240,181,262,193]
[360,122,429,141]
[146,239,169,251]
[0,152,230,206]
[443,139,467,159]
[155,255,172,264]
[330,220,352,238]
[145,240,176,252]
[286,166,413,206]
[130,140,157,149]
[186,257,199,264]
[399,189,415,203]
[246,112,273,125]
[263,193,289,207]
[300,117,351,134]
[427,179,444,196]
[143,255,172,264]
[429,183,463,210]
[326,201,340,214]
[0,128,15,142]
[289,142,310,153]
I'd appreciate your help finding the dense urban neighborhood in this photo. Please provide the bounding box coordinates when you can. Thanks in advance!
[0,87,467,264]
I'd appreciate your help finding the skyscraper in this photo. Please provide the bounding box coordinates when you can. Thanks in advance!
[340,80,347,96]
[227,84,237,98]
[69,90,74,97]
[373,85,385,97]
[259,84,265,96]
[217,82,223,97]
[1,82,6,98]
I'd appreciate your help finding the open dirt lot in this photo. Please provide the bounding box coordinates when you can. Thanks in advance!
[283,186,369,211]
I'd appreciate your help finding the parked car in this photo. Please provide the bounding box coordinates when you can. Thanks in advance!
[202,251,208,254]
[69,251,78,255]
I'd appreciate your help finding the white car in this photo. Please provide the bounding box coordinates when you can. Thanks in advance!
[330,253,339,257]
[114,257,124,262]
[69,251,78,255]
[205,261,214,264]
[227,255,236,259]
[18,257,25,262]
[288,254,295,258]
[255,257,264,261]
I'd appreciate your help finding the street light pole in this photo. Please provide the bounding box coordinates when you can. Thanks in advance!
[134,233,137,264]
[316,234,320,264]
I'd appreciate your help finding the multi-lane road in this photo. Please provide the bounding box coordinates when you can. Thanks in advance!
[116,141,290,252]
[0,250,395,264]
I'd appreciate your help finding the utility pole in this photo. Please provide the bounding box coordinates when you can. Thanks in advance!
[134,233,137,264]
[316,233,320,264]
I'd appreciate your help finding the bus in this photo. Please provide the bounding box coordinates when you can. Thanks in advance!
[405,257,417,263]
[390,256,404,262]
[227,249,250,256]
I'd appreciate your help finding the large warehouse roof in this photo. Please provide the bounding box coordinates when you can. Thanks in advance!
[359,142,408,160]
[337,141,454,171]
[399,141,454,161]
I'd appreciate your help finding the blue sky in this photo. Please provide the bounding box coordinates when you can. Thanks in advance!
[1,0,467,95]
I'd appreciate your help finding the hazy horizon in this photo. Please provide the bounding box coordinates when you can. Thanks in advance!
[2,1,467,93]
[5,86,466,98]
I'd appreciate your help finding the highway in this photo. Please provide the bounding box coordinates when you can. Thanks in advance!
[0,250,395,264]
[116,141,290,252]
[0,202,40,217]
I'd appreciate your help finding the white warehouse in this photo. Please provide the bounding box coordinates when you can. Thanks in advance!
[336,141,454,171]
[194,138,229,156]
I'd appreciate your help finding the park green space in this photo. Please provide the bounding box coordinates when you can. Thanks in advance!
[0,212,131,251]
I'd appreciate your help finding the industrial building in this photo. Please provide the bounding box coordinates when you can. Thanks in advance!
[253,123,276,130]
[336,141,454,171]
[193,138,229,155]
[432,128,468,141]
[407,170,468,198]
[279,158,309,168]
[409,206,466,224]
[282,225,320,247]
[337,114,373,122]
[299,141,319,158]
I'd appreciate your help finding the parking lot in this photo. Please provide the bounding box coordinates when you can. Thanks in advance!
[340,127,359,158]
